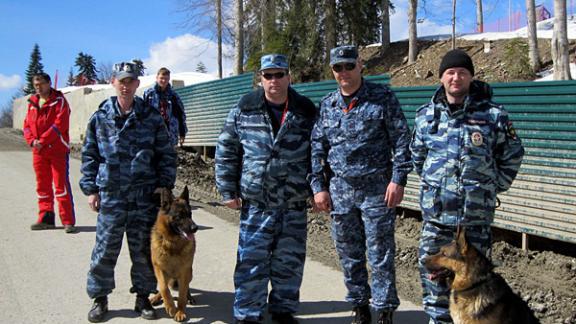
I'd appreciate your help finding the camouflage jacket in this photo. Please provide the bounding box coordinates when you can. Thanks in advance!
[215,87,317,208]
[79,96,177,195]
[410,80,524,225]
[143,84,188,146]
[309,80,412,193]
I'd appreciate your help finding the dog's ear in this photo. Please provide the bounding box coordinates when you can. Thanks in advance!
[160,188,173,211]
[180,185,190,203]
[456,226,469,254]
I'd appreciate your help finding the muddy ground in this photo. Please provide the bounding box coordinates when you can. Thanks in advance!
[171,147,576,324]
[2,127,574,323]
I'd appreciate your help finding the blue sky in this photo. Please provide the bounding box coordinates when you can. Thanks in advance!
[0,0,561,110]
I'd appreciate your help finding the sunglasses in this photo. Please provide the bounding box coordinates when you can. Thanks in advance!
[332,63,356,73]
[262,71,287,80]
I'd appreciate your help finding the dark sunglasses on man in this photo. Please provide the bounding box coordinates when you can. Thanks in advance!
[332,62,356,73]
[262,71,287,80]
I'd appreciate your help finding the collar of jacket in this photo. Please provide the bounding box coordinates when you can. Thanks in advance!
[238,87,316,119]
[432,80,494,112]
[330,79,386,108]
[100,96,147,120]
[154,82,173,95]
[28,88,62,108]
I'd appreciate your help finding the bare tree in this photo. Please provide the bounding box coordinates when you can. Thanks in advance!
[476,0,483,33]
[234,0,244,75]
[97,61,114,84]
[217,0,223,78]
[179,0,232,78]
[260,0,276,51]
[452,0,457,49]
[325,0,337,74]
[526,0,541,73]
[381,0,391,52]
[408,0,418,63]
[552,0,572,80]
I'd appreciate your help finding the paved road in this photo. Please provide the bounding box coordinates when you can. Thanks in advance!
[0,142,428,323]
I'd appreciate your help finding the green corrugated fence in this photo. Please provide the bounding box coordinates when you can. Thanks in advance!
[175,73,255,147]
[176,74,576,244]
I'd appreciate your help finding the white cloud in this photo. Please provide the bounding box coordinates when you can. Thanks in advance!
[144,34,234,77]
[0,74,21,90]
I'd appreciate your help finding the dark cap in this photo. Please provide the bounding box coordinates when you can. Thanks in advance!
[260,54,289,71]
[439,49,475,77]
[113,62,139,81]
[330,45,358,66]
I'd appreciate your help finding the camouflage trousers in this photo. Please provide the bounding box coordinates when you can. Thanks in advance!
[87,187,158,299]
[233,203,307,321]
[418,221,492,324]
[329,176,399,311]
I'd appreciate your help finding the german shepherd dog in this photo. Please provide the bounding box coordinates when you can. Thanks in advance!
[150,186,198,322]
[424,227,540,324]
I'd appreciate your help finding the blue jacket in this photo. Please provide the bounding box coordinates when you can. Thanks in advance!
[410,80,524,225]
[310,80,413,193]
[79,96,177,195]
[143,84,188,146]
[215,87,317,208]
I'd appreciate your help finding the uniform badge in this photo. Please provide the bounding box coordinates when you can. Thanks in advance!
[471,132,483,146]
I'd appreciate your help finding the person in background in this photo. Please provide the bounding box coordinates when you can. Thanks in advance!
[23,72,76,233]
[144,67,188,147]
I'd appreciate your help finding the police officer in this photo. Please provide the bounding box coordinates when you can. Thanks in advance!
[310,45,412,324]
[215,54,316,324]
[143,67,188,147]
[410,49,524,324]
[80,62,177,323]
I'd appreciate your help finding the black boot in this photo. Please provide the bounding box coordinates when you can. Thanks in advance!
[134,294,157,320]
[88,296,108,323]
[351,304,371,324]
[30,211,55,230]
[377,310,394,324]
[271,312,299,324]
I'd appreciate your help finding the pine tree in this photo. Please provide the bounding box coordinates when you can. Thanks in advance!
[23,44,45,95]
[66,68,75,86]
[74,52,98,85]
[132,59,146,76]
[196,61,208,73]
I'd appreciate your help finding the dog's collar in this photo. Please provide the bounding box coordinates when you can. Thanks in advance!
[453,272,493,295]
[452,273,492,305]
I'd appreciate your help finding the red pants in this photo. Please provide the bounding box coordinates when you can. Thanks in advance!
[33,152,75,225]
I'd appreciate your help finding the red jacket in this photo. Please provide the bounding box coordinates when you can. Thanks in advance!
[23,89,71,155]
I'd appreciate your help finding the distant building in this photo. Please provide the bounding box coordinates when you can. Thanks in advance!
[536,5,551,22]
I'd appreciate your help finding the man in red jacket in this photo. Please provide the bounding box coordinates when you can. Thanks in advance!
[23,73,76,233]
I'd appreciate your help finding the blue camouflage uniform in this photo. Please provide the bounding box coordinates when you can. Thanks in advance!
[215,85,317,321]
[309,79,413,312]
[144,83,188,146]
[410,80,524,323]
[79,96,176,299]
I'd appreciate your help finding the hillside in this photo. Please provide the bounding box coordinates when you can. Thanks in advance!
[360,38,576,87]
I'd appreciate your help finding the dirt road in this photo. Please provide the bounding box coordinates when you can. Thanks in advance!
[0,128,426,323]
